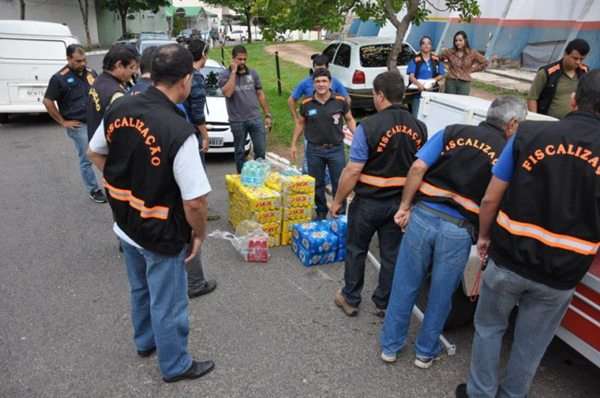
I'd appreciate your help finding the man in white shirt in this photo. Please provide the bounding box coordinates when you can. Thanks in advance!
[88,44,215,383]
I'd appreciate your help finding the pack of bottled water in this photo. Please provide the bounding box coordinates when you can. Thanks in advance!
[241,160,271,187]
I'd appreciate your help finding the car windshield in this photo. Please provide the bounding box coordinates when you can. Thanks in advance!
[360,44,414,67]
[139,40,174,53]
[201,66,225,97]
[140,32,168,40]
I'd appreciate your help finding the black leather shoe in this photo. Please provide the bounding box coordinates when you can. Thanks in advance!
[455,383,468,398]
[163,360,215,383]
[188,280,217,299]
[137,347,156,358]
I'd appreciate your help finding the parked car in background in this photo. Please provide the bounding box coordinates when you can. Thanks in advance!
[0,20,78,122]
[322,37,415,110]
[138,31,169,41]
[226,30,247,42]
[137,39,176,55]
[201,59,250,154]
[115,32,139,46]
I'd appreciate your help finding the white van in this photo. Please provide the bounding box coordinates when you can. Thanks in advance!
[0,20,79,122]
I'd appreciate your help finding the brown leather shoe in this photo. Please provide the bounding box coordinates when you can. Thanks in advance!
[335,289,358,317]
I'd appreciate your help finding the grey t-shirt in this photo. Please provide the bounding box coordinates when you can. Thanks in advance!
[218,68,262,122]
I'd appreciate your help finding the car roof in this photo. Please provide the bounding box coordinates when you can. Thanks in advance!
[204,59,224,68]
[140,39,176,46]
[0,20,73,37]
[336,36,405,46]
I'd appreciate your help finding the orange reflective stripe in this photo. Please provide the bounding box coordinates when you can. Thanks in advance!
[103,180,169,220]
[358,174,406,188]
[496,211,600,256]
[418,182,480,214]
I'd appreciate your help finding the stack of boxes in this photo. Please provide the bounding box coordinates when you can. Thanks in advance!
[226,174,282,247]
[225,171,315,247]
[265,172,315,245]
[291,216,348,267]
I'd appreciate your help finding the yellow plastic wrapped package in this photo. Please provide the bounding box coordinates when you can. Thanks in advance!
[265,172,315,195]
[237,185,281,211]
[283,207,313,221]
[283,193,314,209]
[225,174,241,193]
[261,222,282,247]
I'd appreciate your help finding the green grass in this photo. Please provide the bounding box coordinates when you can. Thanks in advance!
[472,81,527,98]
[296,40,329,53]
[209,42,312,148]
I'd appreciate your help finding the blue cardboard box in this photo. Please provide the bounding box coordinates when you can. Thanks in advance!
[299,229,339,254]
[336,246,346,263]
[292,240,337,267]
[331,215,348,241]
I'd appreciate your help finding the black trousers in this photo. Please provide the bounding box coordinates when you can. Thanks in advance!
[341,195,404,309]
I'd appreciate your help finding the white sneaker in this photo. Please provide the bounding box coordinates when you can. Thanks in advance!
[414,354,441,369]
[380,351,397,363]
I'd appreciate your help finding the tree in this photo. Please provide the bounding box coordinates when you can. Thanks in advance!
[19,0,26,19]
[203,0,257,43]
[77,0,92,47]
[100,0,169,37]
[257,0,481,71]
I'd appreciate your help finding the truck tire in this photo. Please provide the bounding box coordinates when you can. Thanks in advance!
[416,274,477,330]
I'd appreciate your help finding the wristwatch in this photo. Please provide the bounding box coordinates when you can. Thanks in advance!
[265,113,272,119]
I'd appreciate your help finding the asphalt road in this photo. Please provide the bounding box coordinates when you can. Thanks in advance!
[0,54,598,397]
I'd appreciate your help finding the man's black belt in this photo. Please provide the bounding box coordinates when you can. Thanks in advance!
[309,142,342,148]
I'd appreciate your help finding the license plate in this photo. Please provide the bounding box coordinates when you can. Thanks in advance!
[20,87,45,100]
[209,136,224,147]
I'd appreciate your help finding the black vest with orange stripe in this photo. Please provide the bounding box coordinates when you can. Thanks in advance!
[419,122,507,226]
[490,112,600,290]
[87,72,126,139]
[103,86,194,255]
[354,104,427,200]
[537,59,588,115]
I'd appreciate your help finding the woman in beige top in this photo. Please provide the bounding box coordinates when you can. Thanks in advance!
[441,31,489,95]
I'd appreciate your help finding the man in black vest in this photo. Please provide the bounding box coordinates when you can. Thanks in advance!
[527,38,589,119]
[456,71,600,398]
[43,44,106,203]
[87,44,139,140]
[290,68,356,220]
[380,96,527,369]
[329,71,427,317]
[87,44,215,383]
[128,45,218,300]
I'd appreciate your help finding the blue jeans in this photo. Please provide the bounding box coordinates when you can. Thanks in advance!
[230,117,266,173]
[302,138,331,185]
[66,123,100,193]
[467,260,574,398]
[380,204,471,358]
[410,95,421,117]
[305,142,346,215]
[119,239,193,379]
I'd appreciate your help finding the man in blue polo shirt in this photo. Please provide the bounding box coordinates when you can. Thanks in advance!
[380,97,526,369]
